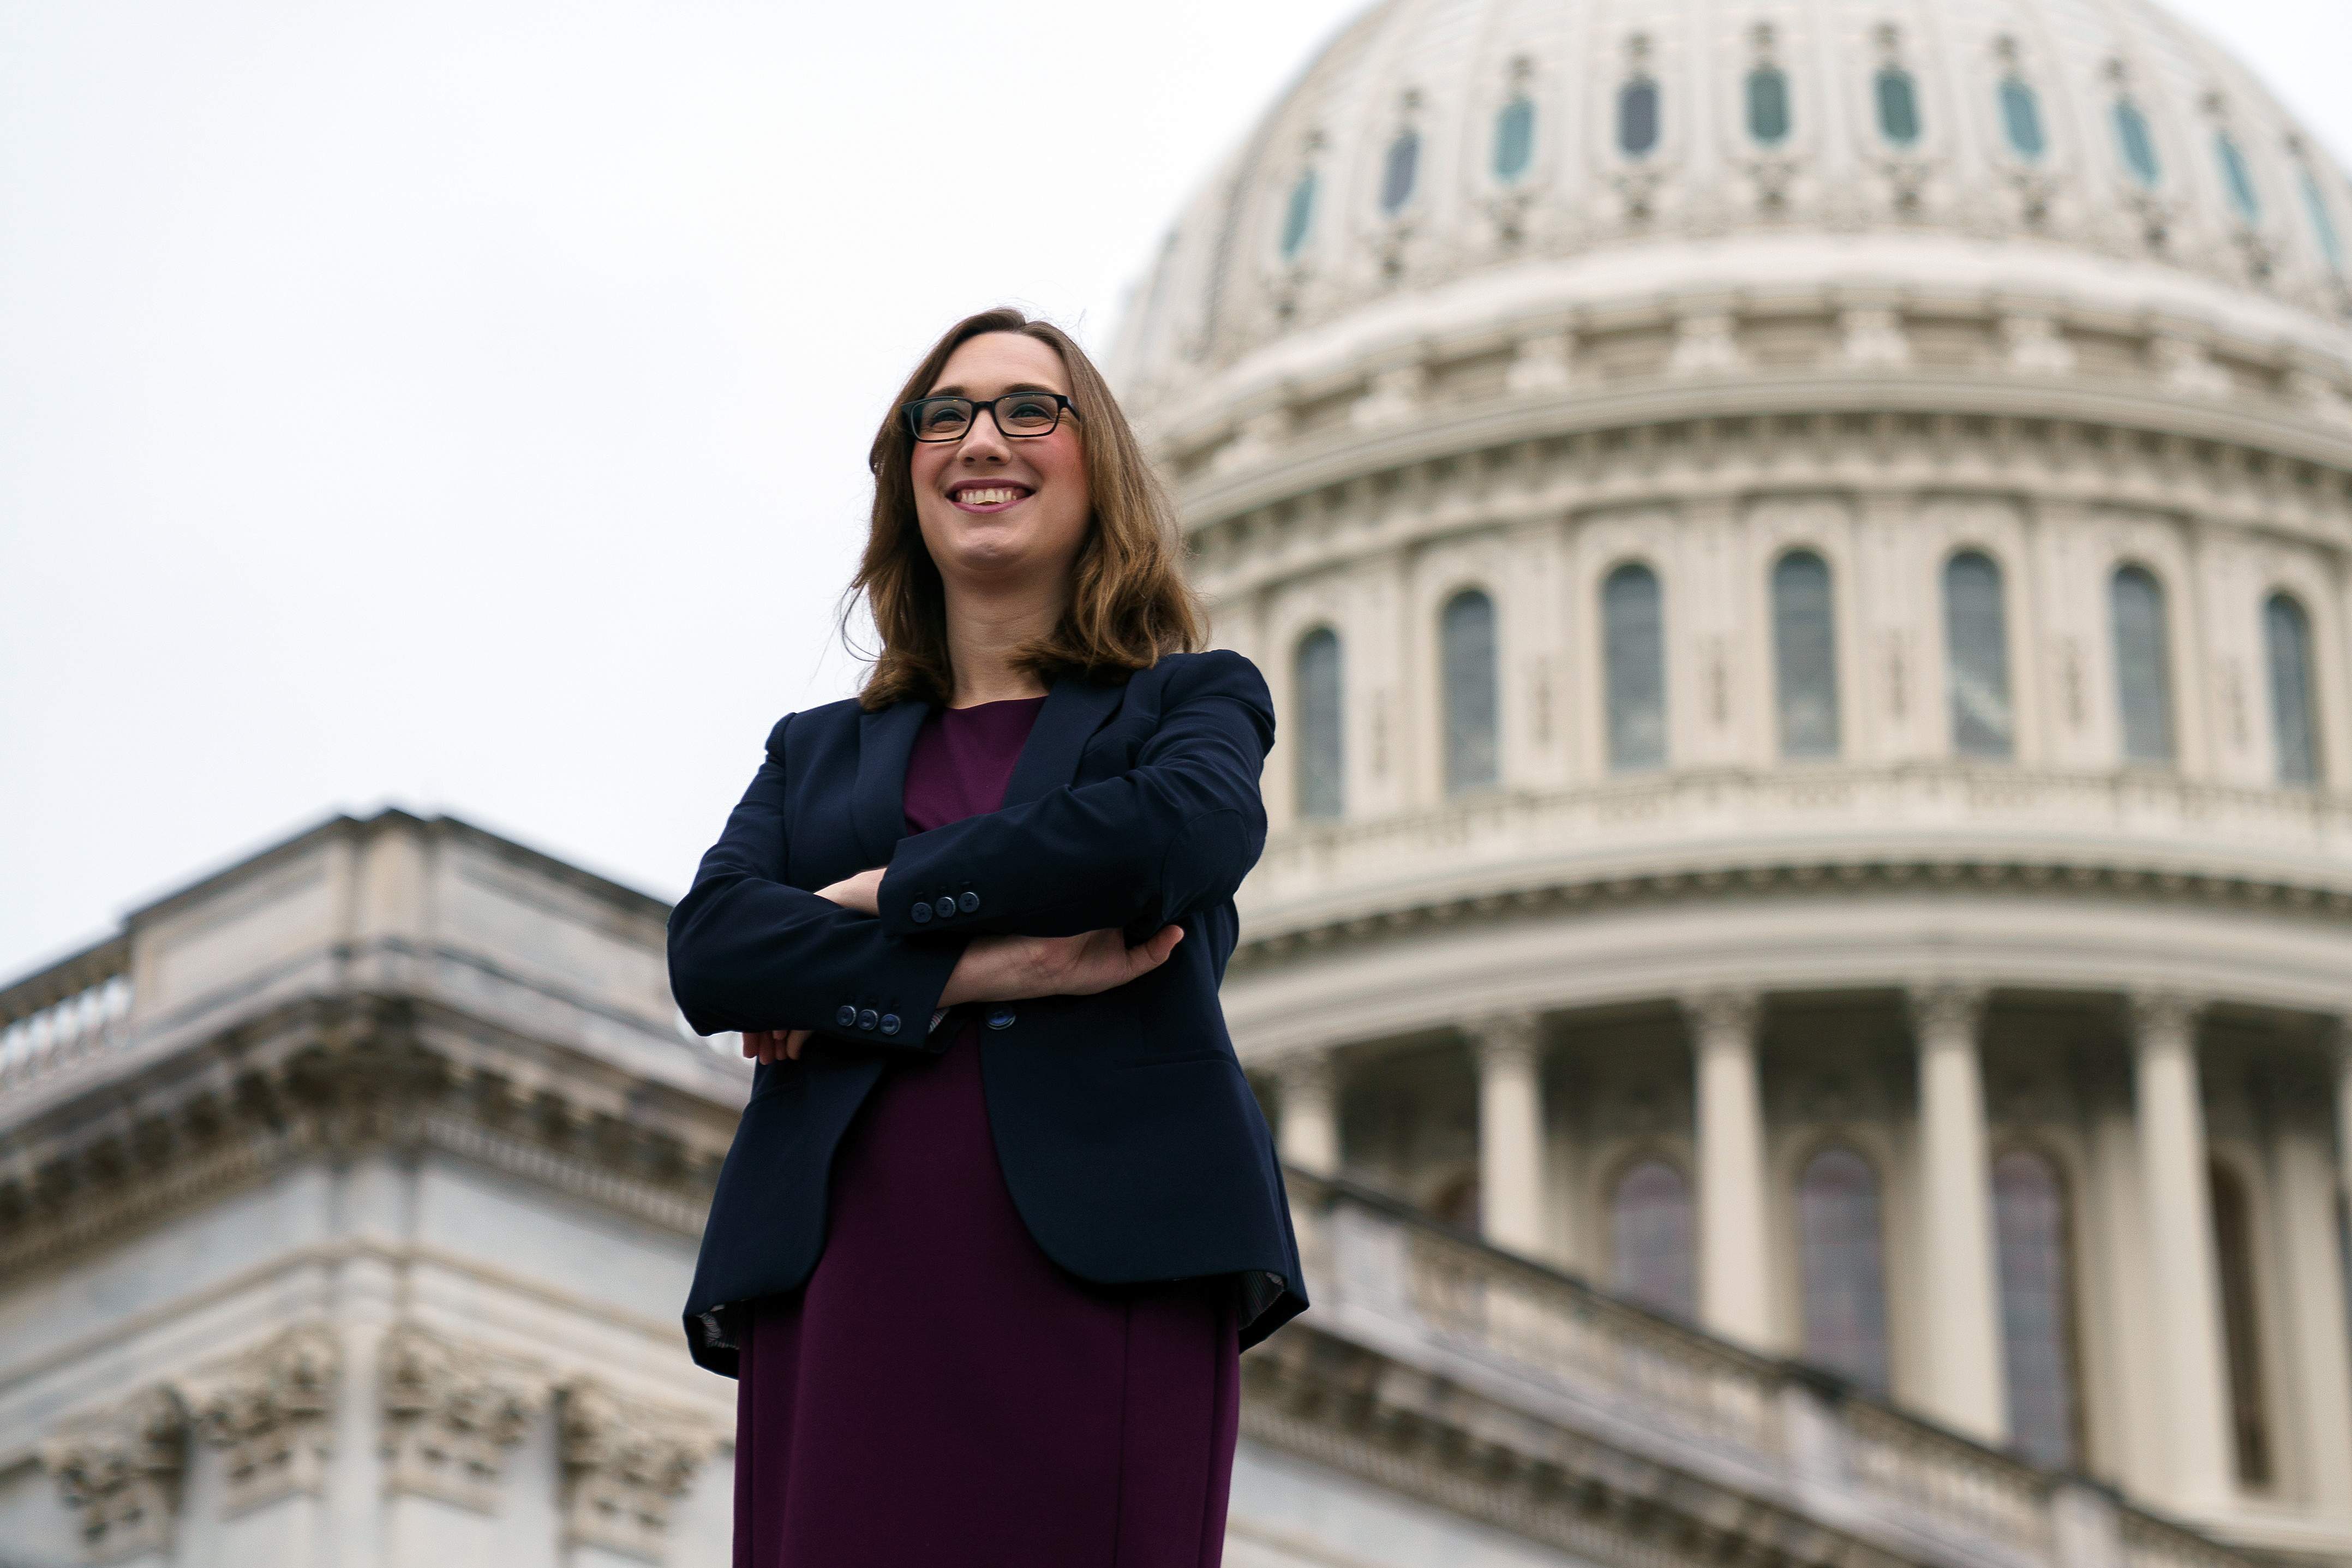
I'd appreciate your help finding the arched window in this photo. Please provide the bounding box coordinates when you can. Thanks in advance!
[1295,627,1345,818]
[1798,1146,1890,1392]
[2000,77,2046,161]
[1280,169,1317,260]
[2302,168,2345,276]
[1994,1149,2082,1468]
[2114,99,2161,187]
[1618,77,1661,157]
[2217,133,2261,223]
[1747,65,1792,145]
[1773,550,1840,759]
[2210,1160,2274,1487]
[1611,1158,1696,1320]
[1380,129,1421,214]
[1442,589,1501,794]
[1876,67,1922,146]
[1605,563,1668,771]
[2265,593,2320,787]
[1493,96,1536,182]
[1944,551,2014,759]
[2110,566,2175,764]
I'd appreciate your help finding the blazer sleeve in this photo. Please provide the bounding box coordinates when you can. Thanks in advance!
[668,715,967,1043]
[875,650,1274,942]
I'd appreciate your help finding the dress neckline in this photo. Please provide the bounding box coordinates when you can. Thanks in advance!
[942,695,1050,714]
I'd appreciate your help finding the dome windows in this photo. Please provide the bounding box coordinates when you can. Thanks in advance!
[1492,95,1536,183]
[1603,562,1667,771]
[1279,167,1317,260]
[1746,64,1792,146]
[2300,166,2344,276]
[2216,132,2261,223]
[1380,127,1421,215]
[1441,588,1500,794]
[1773,550,1841,760]
[1875,67,1923,147]
[1999,77,2047,161]
[1943,551,2014,760]
[1294,627,1346,818]
[2264,593,2320,787]
[1994,1150,2084,1469]
[2110,565,2175,765]
[1798,1146,1891,1395]
[1617,77,1661,158]
[2112,98,2162,188]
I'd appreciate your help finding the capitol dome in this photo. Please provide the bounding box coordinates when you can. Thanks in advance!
[1111,0,2352,1557]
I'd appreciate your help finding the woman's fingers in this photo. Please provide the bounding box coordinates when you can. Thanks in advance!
[783,1028,811,1061]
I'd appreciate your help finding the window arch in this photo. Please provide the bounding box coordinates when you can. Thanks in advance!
[1441,588,1500,794]
[2210,1160,2274,1487]
[1611,1158,1696,1320]
[1773,550,1840,759]
[2302,167,2345,277]
[1943,551,2014,759]
[2110,565,2175,764]
[1604,562,1668,771]
[1280,169,1317,260]
[1294,627,1345,818]
[2000,77,2046,161]
[1493,96,1536,182]
[2216,133,2261,223]
[1798,1145,1890,1392]
[1746,64,1792,145]
[2114,98,2161,187]
[1994,1148,2083,1468]
[1380,128,1421,214]
[1876,67,1922,147]
[1618,77,1661,157]
[2265,593,2320,787]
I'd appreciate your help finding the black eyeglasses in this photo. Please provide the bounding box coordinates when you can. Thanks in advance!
[902,391,1079,443]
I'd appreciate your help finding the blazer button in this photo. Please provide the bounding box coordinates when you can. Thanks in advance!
[911,902,932,925]
[857,1008,878,1031]
[933,895,958,920]
[958,891,979,913]
[835,1004,857,1028]
[879,1013,901,1036]
[985,1005,1015,1030]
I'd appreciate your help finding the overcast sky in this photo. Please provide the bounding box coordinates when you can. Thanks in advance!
[4,0,2348,982]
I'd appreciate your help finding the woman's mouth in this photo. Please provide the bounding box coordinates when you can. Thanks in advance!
[948,482,1033,514]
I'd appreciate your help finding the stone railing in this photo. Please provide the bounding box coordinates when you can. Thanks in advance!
[1282,1169,2252,1568]
[0,935,131,1104]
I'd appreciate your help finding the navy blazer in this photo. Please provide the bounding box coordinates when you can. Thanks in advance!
[669,648,1308,1377]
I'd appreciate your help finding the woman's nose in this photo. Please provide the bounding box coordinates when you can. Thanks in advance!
[956,409,1013,457]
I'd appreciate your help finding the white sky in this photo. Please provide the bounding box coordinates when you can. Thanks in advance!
[3,0,2348,980]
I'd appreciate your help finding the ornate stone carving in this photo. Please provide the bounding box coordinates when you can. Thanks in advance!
[1906,983,1986,1045]
[184,1323,341,1516]
[1668,312,1744,376]
[378,1324,544,1512]
[1351,361,1428,429]
[556,1380,721,1563]
[1998,313,2075,375]
[1679,988,1760,1044]
[1840,308,1911,369]
[41,1386,189,1565]
[1504,330,1573,393]
[2151,333,2231,399]
[1465,1010,1541,1071]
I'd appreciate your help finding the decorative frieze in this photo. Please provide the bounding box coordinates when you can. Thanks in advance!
[41,1386,189,1565]
[184,1323,342,1515]
[555,1379,721,1564]
[379,1324,544,1512]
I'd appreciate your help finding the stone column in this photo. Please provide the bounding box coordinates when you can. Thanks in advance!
[1275,1050,1339,1175]
[1470,1011,1547,1256]
[2129,992,2235,1510]
[1908,984,2007,1445]
[2335,1020,2352,1240]
[2275,1059,2352,1521]
[1684,990,1773,1350]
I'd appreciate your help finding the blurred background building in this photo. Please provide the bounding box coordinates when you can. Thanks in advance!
[6,0,2352,1564]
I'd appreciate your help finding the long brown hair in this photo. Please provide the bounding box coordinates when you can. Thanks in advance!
[843,307,1205,711]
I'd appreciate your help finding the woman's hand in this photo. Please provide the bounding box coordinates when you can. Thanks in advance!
[939,924,1184,1007]
[812,867,884,917]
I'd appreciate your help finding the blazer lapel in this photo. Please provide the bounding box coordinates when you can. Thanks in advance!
[851,698,930,868]
[1000,670,1127,811]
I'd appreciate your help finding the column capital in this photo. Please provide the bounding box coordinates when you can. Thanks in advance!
[1464,1010,1542,1069]
[1679,988,1761,1043]
[2127,990,2207,1046]
[1906,982,1988,1044]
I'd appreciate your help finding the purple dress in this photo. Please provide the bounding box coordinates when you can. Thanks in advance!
[732,693,1242,1568]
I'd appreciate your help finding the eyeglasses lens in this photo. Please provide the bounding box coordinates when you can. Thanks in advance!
[912,398,973,441]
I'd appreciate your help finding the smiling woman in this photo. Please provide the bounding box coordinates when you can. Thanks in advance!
[668,308,1301,1568]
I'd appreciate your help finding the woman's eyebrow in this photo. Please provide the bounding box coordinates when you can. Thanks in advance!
[925,381,1067,398]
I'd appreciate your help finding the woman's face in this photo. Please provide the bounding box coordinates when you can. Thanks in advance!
[909,332,1092,597]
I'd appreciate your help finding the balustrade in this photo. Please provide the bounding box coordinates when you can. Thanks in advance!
[0,935,132,1102]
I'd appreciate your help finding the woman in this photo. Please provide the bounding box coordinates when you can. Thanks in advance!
[668,307,1307,1567]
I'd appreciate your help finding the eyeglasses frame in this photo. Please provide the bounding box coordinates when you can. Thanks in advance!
[901,391,1081,444]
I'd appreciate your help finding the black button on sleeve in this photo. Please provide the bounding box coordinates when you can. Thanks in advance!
[957,891,979,914]
[857,1008,878,1031]
[986,1005,1016,1030]
[933,895,957,920]
[879,1013,901,1036]
[835,1004,858,1028]
[911,902,932,925]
